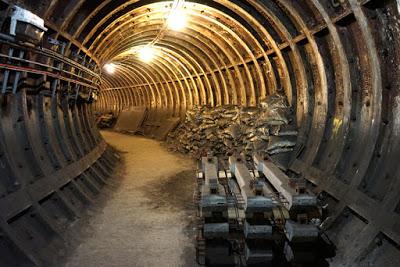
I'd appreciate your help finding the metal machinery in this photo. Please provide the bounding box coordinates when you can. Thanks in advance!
[196,156,231,265]
[8,6,47,45]
[229,155,276,265]
[196,154,326,266]
[254,154,322,264]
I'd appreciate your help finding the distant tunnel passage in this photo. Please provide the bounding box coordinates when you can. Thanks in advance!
[0,0,399,266]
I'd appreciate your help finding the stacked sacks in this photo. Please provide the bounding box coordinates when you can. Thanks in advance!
[255,95,297,156]
[166,105,240,156]
[166,95,297,164]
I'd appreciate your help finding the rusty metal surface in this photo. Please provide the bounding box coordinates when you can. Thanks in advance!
[114,107,147,133]
[0,89,119,266]
[0,3,118,266]
[0,0,399,266]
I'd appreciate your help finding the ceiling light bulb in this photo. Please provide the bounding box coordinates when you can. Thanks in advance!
[104,63,116,74]
[138,46,155,63]
[167,9,187,31]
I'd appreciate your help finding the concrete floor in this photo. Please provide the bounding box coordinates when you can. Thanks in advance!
[62,132,198,267]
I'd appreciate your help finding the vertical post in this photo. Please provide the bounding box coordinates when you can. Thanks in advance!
[12,50,25,94]
[1,48,14,94]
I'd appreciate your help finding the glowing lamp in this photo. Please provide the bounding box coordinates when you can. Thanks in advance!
[104,63,116,74]
[139,46,155,63]
[167,9,187,31]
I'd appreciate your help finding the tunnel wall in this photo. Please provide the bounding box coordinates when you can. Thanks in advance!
[0,91,118,266]
[91,1,400,265]
[0,0,399,266]
[0,2,120,265]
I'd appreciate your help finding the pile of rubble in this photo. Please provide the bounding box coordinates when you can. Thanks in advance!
[166,95,298,162]
[96,112,117,128]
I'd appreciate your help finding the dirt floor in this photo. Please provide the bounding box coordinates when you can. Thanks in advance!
[61,131,198,267]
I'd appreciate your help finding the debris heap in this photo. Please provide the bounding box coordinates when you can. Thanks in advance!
[166,95,297,162]
[96,112,117,128]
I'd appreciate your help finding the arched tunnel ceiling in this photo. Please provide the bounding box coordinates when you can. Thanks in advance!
[3,0,400,265]
[93,0,295,111]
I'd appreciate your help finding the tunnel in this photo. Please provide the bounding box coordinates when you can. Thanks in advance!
[0,0,399,266]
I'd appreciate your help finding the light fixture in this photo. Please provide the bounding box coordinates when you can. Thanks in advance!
[138,46,155,63]
[167,9,187,31]
[103,63,116,74]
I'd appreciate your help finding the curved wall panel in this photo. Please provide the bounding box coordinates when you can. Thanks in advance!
[0,3,118,265]
[0,91,119,266]
[0,0,399,265]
